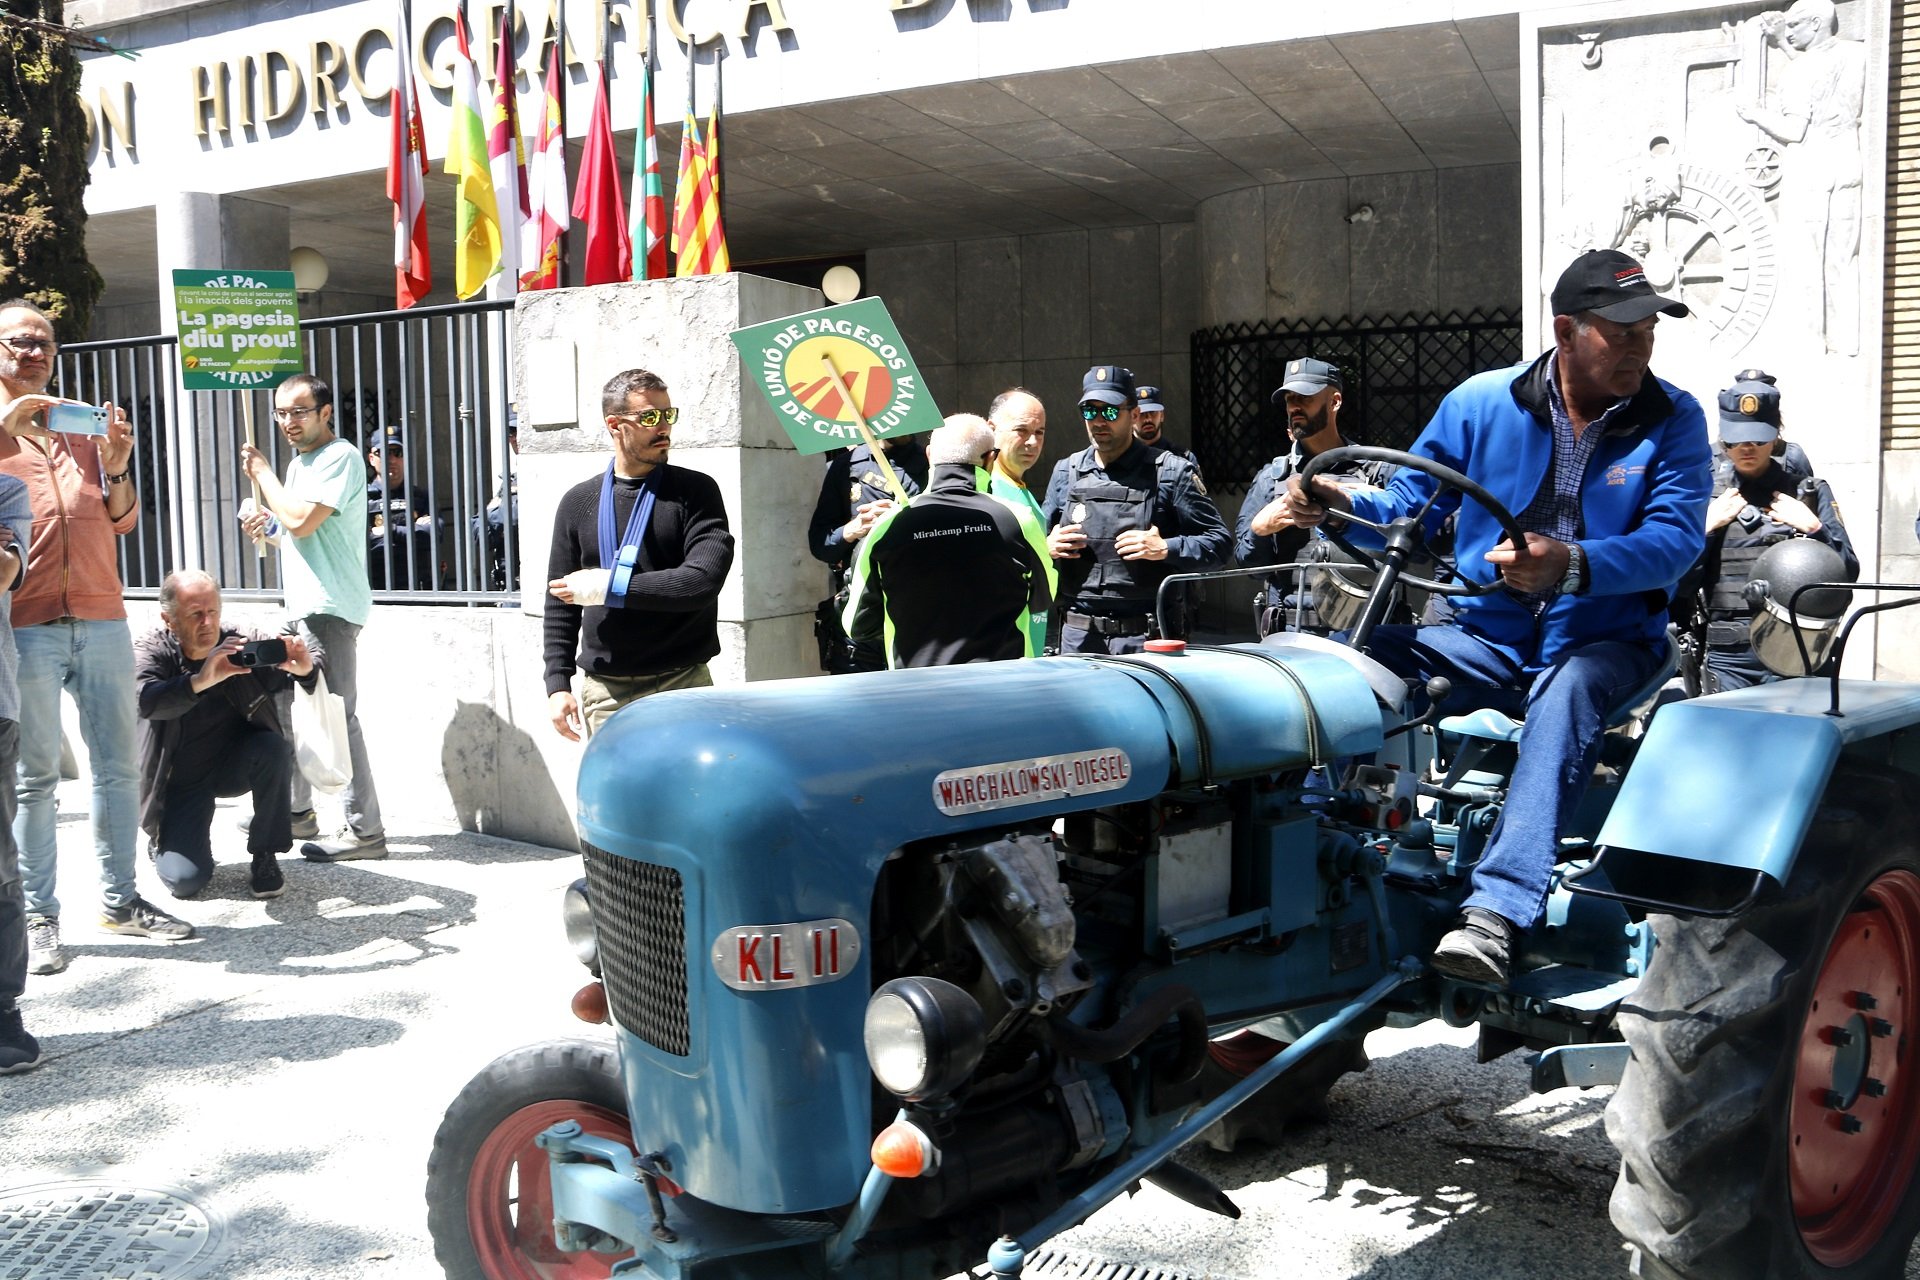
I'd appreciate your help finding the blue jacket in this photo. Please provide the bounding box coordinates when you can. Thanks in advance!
[1345,352,1711,671]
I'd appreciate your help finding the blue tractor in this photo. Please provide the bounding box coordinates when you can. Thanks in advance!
[426,449,1920,1280]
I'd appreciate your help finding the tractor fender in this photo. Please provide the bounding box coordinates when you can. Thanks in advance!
[1596,677,1920,888]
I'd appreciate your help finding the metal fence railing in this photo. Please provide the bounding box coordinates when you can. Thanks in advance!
[56,298,520,604]
[1190,309,1524,489]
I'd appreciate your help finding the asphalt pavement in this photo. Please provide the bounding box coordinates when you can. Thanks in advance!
[3,777,1916,1279]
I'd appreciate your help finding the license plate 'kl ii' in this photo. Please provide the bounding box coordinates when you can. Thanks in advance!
[713,918,862,991]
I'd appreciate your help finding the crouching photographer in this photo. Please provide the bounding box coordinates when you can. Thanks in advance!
[135,570,322,901]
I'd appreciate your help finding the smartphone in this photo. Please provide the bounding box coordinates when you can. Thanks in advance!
[46,403,109,436]
[232,637,289,668]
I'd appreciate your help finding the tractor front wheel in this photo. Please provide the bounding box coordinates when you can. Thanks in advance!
[1606,767,1920,1279]
[426,1039,633,1280]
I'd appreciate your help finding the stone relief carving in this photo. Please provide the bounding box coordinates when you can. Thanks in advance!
[1545,1,1863,359]
[1736,0,1865,356]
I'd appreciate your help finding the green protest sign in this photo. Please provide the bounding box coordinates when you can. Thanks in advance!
[729,297,942,456]
[171,269,303,390]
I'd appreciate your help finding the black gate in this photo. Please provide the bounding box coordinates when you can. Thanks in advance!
[1190,309,1524,488]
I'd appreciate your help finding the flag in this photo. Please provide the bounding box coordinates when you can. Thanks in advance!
[571,66,631,286]
[386,0,431,307]
[700,100,730,273]
[627,24,668,280]
[485,7,529,300]
[445,7,501,299]
[671,60,729,277]
[521,43,568,290]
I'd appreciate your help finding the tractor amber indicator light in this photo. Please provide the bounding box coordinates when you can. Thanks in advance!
[870,1120,938,1178]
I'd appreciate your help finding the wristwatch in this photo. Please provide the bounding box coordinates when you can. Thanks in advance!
[1558,541,1587,596]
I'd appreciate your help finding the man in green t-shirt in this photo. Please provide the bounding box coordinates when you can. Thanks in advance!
[240,373,386,862]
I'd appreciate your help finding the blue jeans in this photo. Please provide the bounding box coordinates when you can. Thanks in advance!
[15,619,140,919]
[1363,624,1664,930]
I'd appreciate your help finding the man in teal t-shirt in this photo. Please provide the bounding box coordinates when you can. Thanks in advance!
[240,373,386,863]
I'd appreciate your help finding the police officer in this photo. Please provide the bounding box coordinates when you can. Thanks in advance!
[367,425,437,590]
[1683,377,1857,692]
[1042,365,1230,653]
[805,434,929,672]
[1133,383,1201,473]
[1234,357,1394,636]
[1722,367,1815,481]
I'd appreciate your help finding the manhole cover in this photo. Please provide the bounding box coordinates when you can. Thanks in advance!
[1021,1250,1206,1280]
[0,1181,226,1279]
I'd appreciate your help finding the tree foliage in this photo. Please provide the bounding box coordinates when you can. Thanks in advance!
[0,0,102,340]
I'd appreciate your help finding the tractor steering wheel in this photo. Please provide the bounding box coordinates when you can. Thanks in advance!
[1296,445,1529,650]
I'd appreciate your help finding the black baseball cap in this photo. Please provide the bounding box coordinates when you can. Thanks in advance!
[1270,357,1342,403]
[1135,384,1165,412]
[376,425,405,452]
[1733,367,1777,386]
[1081,364,1136,407]
[1718,380,1781,445]
[1550,250,1689,323]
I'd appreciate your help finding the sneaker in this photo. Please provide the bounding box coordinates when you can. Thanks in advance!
[301,828,388,863]
[250,851,286,899]
[100,897,196,941]
[241,808,319,840]
[1432,908,1516,984]
[0,1006,41,1074]
[25,917,66,976]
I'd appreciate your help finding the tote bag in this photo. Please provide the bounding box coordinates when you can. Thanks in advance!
[291,670,353,793]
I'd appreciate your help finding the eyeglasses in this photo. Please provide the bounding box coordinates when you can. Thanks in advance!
[1079,404,1121,422]
[980,447,1001,467]
[616,407,679,429]
[0,336,54,356]
[272,406,319,423]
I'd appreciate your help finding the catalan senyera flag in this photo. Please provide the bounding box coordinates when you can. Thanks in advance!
[571,67,631,286]
[670,95,729,275]
[386,0,431,307]
[627,37,668,280]
[485,8,529,300]
[445,7,501,299]
[521,44,568,290]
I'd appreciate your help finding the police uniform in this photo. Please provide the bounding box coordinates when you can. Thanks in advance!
[1042,366,1231,654]
[366,428,437,590]
[805,437,929,673]
[1235,441,1394,635]
[1683,381,1857,692]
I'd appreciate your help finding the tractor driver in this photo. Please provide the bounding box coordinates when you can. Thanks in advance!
[1285,249,1712,985]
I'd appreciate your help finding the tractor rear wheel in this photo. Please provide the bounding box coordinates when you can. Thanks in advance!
[1606,767,1920,1279]
[426,1039,634,1280]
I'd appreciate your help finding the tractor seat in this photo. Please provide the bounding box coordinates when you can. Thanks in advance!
[1435,635,1681,746]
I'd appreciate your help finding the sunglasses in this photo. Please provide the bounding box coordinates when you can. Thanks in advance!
[616,407,680,429]
[1079,404,1121,422]
[1,335,55,356]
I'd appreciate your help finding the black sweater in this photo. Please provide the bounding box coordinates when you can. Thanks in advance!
[543,463,736,693]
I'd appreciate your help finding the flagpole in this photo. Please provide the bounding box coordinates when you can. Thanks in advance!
[713,42,724,203]
[555,0,569,285]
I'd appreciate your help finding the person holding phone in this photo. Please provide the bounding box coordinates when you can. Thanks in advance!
[0,299,192,978]
[135,570,319,900]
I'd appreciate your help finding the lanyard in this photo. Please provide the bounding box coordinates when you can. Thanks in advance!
[596,464,657,607]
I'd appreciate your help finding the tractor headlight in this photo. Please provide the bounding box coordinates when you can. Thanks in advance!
[561,877,599,974]
[863,977,986,1102]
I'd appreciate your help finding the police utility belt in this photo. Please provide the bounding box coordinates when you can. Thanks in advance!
[1064,610,1158,638]
[1705,618,1752,647]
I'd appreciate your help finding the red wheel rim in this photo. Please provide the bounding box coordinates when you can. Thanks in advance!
[1789,868,1920,1267]
[466,1099,632,1279]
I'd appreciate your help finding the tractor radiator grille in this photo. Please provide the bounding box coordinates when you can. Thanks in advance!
[582,843,690,1056]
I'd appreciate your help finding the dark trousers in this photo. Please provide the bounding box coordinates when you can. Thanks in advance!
[154,728,293,899]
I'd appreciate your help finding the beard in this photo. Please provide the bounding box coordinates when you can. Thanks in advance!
[1288,402,1330,441]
